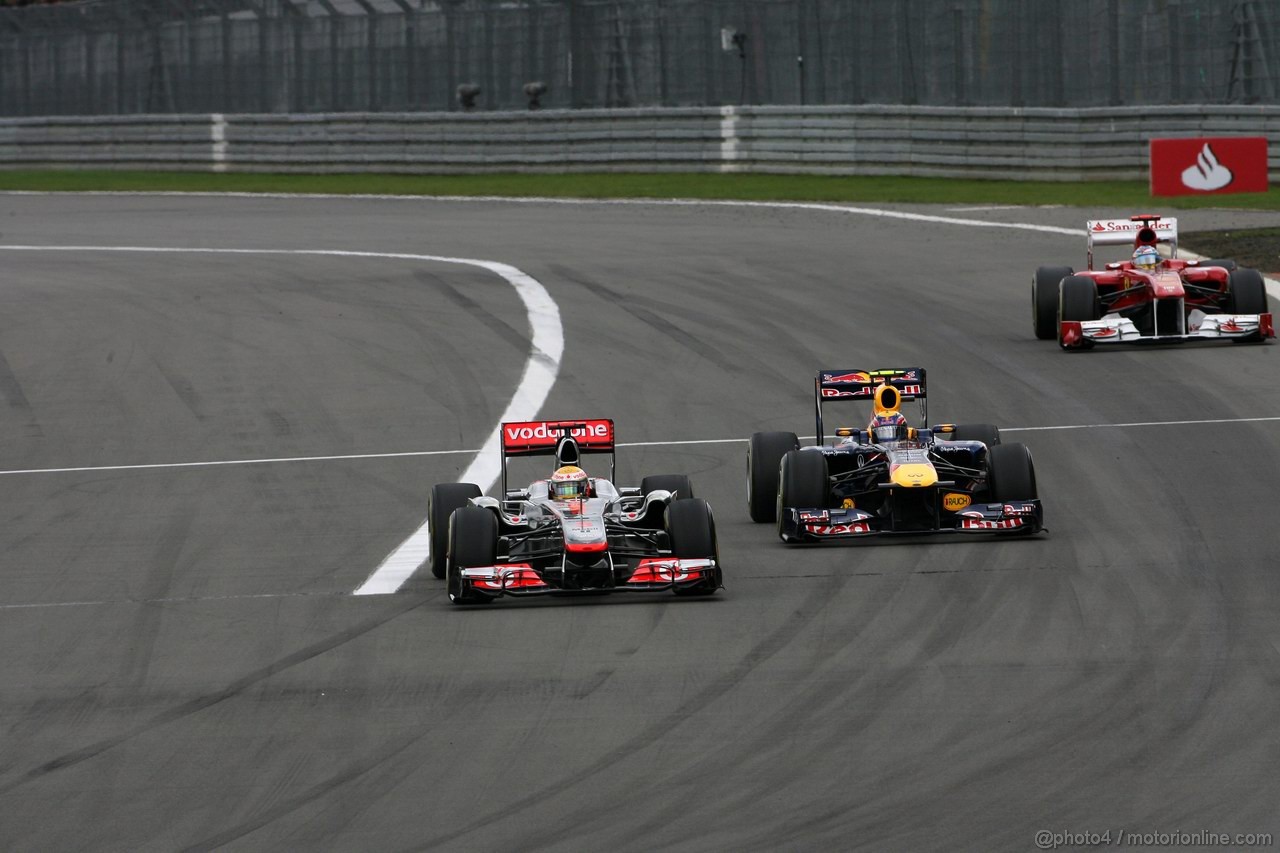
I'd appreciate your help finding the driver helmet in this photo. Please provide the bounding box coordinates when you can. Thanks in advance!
[869,412,909,443]
[550,465,589,500]
[1132,245,1160,271]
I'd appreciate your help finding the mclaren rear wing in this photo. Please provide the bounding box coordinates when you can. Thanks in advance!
[500,418,615,494]
[1087,215,1177,269]
[813,368,926,445]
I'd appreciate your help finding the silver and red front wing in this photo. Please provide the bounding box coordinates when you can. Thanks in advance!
[458,557,719,599]
[1061,311,1273,348]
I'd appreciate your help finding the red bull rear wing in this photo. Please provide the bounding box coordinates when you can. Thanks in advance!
[815,368,926,401]
[814,368,927,444]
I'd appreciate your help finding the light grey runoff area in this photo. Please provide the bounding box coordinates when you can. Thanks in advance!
[0,194,1278,851]
[5,104,1280,180]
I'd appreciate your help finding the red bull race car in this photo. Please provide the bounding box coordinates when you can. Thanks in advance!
[1032,214,1273,349]
[428,418,721,605]
[747,369,1042,542]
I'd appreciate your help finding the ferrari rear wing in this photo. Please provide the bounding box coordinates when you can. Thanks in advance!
[813,368,927,445]
[1087,215,1178,269]
[500,418,615,494]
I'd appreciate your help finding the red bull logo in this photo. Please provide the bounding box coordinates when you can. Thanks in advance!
[822,371,871,384]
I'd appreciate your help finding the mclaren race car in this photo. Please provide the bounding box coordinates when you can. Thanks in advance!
[747,368,1043,542]
[428,418,722,604]
[1032,214,1273,349]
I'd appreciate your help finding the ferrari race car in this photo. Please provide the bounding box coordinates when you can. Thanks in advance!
[1032,214,1273,349]
[747,368,1043,542]
[428,418,722,604]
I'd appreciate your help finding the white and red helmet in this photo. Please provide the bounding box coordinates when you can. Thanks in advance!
[550,465,589,500]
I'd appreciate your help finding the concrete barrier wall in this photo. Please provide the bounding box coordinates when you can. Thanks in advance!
[3,105,1280,181]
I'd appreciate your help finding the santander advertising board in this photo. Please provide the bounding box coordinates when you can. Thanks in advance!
[502,419,614,450]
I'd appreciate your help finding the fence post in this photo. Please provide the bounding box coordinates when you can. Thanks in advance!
[403,6,417,108]
[257,1,272,112]
[952,5,964,106]
[1107,0,1121,105]
[313,0,342,111]
[221,8,233,112]
[349,0,378,111]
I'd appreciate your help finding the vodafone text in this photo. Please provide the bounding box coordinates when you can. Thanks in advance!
[503,421,611,442]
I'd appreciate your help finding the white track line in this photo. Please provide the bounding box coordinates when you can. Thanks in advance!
[0,244,563,597]
[8,190,1273,299]
[0,591,337,611]
[1005,416,1280,432]
[0,448,474,477]
[3,416,1277,479]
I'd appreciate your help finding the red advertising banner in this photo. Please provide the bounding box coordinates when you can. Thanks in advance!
[1150,137,1268,196]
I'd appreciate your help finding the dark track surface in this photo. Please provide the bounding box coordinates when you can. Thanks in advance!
[1,195,1278,852]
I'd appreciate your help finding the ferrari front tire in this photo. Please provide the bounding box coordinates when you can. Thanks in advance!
[1059,275,1100,350]
[1033,266,1073,340]
[1228,268,1267,315]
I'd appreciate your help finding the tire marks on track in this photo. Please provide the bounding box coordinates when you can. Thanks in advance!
[401,570,852,852]
[0,594,428,798]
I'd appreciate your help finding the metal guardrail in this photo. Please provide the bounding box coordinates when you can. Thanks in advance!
[1,106,1278,180]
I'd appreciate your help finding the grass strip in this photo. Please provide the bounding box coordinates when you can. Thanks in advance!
[1,170,1279,210]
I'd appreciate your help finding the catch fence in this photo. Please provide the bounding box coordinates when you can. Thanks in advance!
[1,0,1278,117]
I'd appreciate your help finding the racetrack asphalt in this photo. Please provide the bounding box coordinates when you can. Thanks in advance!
[1,195,1278,851]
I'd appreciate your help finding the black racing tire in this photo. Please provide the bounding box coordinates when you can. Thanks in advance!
[989,443,1038,502]
[1198,258,1238,272]
[1059,275,1100,350]
[1228,268,1268,315]
[667,498,721,596]
[1059,275,1100,322]
[951,423,1001,448]
[747,431,800,523]
[446,506,497,605]
[1033,266,1073,340]
[640,474,694,500]
[429,482,482,579]
[777,450,828,542]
